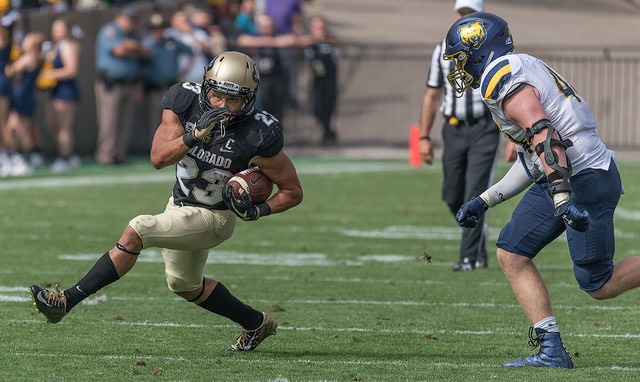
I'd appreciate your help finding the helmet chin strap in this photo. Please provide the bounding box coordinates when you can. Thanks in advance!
[219,119,227,138]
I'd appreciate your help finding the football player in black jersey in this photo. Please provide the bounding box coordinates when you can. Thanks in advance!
[28,51,303,352]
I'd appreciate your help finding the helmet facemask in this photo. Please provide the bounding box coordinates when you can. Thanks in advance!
[443,51,475,96]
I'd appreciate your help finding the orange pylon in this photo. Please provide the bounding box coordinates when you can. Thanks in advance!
[409,124,422,168]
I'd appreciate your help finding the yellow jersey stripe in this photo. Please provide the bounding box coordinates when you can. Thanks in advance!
[482,60,511,100]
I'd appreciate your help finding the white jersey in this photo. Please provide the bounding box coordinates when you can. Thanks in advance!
[480,53,612,180]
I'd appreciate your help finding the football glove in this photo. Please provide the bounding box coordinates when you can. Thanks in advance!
[222,184,271,221]
[554,202,589,232]
[456,197,488,228]
[194,108,230,140]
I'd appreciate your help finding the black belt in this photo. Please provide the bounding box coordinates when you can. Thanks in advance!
[445,112,491,126]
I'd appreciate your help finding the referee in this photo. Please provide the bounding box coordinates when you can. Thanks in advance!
[418,0,514,271]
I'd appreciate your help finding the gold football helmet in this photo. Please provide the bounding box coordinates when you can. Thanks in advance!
[199,51,260,117]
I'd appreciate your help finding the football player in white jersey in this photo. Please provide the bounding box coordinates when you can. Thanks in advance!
[444,12,640,368]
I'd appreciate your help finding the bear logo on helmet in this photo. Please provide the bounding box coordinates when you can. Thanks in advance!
[458,20,487,50]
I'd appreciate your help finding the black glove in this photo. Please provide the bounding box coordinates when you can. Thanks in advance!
[456,197,488,228]
[194,108,230,140]
[222,184,271,221]
[555,202,590,232]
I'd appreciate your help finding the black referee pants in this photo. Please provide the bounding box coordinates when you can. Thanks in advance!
[441,115,501,264]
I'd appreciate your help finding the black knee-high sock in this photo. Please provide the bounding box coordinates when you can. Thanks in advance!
[64,252,120,312]
[197,282,263,330]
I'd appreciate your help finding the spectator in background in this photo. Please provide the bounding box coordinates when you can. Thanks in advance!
[236,13,296,123]
[141,13,191,149]
[2,31,44,176]
[264,0,303,36]
[38,18,81,174]
[165,9,211,84]
[189,5,226,58]
[217,0,242,50]
[38,0,69,13]
[301,15,339,145]
[94,7,148,166]
[264,0,304,107]
[0,2,20,175]
[234,0,258,36]
[418,0,516,271]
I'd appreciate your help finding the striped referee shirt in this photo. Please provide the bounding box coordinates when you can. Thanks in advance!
[426,40,488,122]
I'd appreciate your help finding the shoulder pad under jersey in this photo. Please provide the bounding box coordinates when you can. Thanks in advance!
[161,82,200,114]
[481,56,515,101]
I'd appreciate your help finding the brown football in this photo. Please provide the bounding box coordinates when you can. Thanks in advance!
[227,167,273,204]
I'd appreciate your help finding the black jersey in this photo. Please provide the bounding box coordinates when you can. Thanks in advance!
[304,41,338,86]
[160,82,284,210]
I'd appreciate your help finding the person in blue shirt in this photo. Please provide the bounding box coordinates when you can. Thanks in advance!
[141,13,192,150]
[94,7,149,165]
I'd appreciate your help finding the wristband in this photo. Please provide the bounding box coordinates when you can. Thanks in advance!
[257,203,272,218]
[182,131,199,148]
[419,136,430,141]
[478,193,492,208]
[552,192,570,209]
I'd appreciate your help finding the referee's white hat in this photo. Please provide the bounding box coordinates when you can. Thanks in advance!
[453,0,484,12]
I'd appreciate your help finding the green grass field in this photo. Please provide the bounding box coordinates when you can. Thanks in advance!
[1,155,639,382]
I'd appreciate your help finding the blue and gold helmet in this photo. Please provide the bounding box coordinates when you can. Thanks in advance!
[443,12,514,95]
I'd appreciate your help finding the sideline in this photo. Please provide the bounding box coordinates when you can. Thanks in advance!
[0,160,419,191]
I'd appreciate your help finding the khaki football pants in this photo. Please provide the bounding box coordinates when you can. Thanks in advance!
[129,198,236,292]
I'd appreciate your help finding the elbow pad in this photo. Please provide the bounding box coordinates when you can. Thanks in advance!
[525,119,573,196]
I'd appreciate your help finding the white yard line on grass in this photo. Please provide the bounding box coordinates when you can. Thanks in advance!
[9,351,640,374]
[9,350,640,376]
[0,173,173,190]
[53,249,613,275]
[0,162,414,191]
[9,318,640,340]
[5,290,638,311]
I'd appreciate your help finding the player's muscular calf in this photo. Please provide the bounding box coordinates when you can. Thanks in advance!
[109,226,143,277]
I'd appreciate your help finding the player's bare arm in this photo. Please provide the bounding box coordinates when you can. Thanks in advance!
[502,84,569,173]
[150,109,191,169]
[251,151,303,214]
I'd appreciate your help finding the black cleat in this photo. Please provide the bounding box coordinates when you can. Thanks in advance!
[475,257,488,269]
[452,258,475,271]
[28,284,67,324]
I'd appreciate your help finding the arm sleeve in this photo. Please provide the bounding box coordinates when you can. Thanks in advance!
[479,156,533,207]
